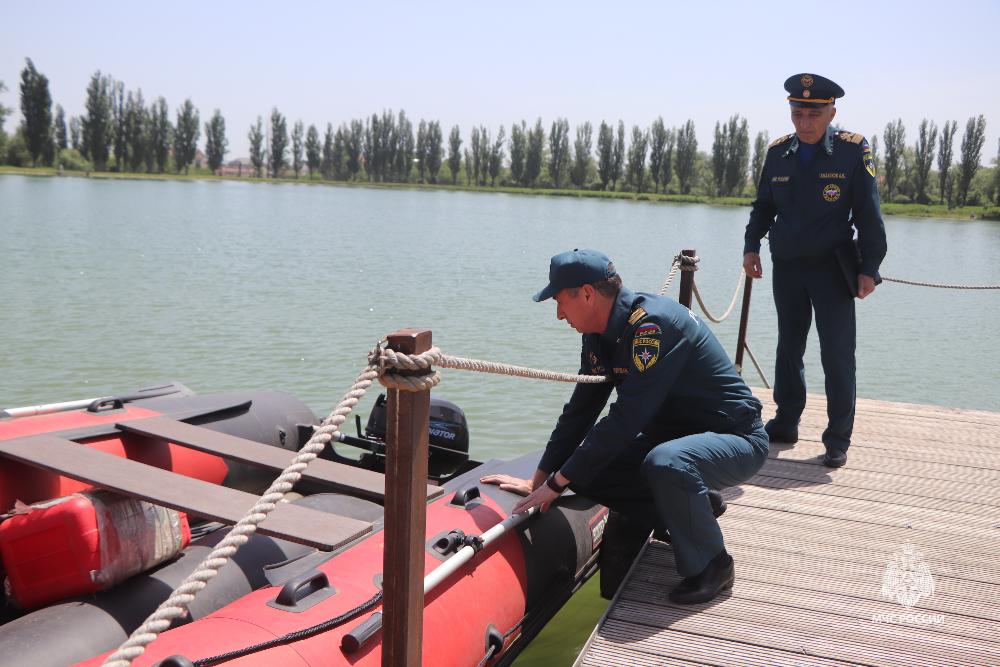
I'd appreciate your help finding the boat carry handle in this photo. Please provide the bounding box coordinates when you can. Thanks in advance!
[267,569,337,613]
[449,484,481,507]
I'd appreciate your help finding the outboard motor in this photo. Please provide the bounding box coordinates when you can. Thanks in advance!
[363,394,471,480]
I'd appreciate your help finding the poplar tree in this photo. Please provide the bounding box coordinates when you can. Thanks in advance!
[724,115,750,196]
[447,124,462,184]
[937,120,957,205]
[751,131,769,188]
[110,80,128,170]
[331,124,347,180]
[320,123,335,179]
[570,121,593,188]
[711,121,728,196]
[548,118,570,188]
[346,119,363,180]
[912,119,937,204]
[19,58,53,166]
[610,120,625,190]
[69,116,81,151]
[54,104,67,150]
[882,119,906,201]
[248,116,265,177]
[204,109,227,173]
[488,125,505,186]
[394,110,414,183]
[425,120,443,184]
[470,126,483,185]
[305,124,321,177]
[149,97,171,173]
[509,120,526,186]
[525,118,545,187]
[596,121,613,190]
[415,120,428,182]
[81,71,113,171]
[173,98,200,174]
[993,139,1000,205]
[124,91,146,172]
[269,108,288,177]
[956,115,986,206]
[463,148,472,185]
[291,120,304,178]
[660,128,675,194]
[648,118,667,193]
[675,120,698,195]
[0,80,8,155]
[626,125,648,192]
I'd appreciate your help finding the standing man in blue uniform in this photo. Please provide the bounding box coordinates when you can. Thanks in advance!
[482,249,769,604]
[743,73,887,468]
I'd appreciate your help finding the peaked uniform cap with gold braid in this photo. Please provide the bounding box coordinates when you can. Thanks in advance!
[784,73,844,107]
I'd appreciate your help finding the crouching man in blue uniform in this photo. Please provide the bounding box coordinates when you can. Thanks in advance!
[743,73,887,468]
[482,249,769,604]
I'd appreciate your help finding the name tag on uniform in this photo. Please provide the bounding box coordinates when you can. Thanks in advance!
[771,175,790,183]
[818,172,847,179]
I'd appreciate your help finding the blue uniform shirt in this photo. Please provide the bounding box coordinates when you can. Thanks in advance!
[744,127,887,277]
[539,288,763,486]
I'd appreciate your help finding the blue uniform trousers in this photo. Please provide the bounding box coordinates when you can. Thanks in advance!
[571,423,768,576]
[771,255,856,452]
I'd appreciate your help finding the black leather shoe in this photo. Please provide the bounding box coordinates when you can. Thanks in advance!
[822,449,848,468]
[669,553,735,604]
[764,419,798,444]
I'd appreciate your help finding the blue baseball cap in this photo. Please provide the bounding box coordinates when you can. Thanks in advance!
[533,249,617,302]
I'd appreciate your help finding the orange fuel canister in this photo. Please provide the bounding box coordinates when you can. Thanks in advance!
[0,491,190,609]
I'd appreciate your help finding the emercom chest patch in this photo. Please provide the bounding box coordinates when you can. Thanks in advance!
[632,323,661,372]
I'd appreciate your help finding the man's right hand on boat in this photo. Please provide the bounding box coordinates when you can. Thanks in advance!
[479,473,532,496]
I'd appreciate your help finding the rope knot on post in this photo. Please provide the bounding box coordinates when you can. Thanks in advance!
[375,345,443,392]
[676,253,700,271]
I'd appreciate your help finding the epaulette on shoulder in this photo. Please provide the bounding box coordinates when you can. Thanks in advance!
[627,307,647,325]
[835,131,865,144]
[768,133,794,149]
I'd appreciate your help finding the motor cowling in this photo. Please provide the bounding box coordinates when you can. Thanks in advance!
[364,394,470,480]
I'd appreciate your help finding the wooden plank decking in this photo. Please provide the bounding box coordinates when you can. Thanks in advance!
[576,392,1000,666]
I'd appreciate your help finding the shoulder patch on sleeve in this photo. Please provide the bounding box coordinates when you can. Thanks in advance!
[861,137,876,177]
[836,131,865,144]
[627,307,647,325]
[631,323,661,372]
[768,133,794,149]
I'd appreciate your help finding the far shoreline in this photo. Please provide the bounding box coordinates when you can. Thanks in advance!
[2,166,997,222]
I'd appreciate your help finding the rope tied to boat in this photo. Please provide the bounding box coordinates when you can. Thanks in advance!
[658,253,699,295]
[104,343,610,665]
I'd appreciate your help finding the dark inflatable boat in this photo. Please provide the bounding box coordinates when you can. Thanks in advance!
[0,383,607,666]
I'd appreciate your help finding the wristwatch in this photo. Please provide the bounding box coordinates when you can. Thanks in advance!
[545,471,569,494]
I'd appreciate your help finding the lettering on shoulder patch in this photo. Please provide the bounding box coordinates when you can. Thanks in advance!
[632,323,661,372]
[768,133,794,149]
[627,307,647,325]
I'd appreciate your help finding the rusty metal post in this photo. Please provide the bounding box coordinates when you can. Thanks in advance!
[382,328,432,667]
[677,248,696,309]
[734,275,754,375]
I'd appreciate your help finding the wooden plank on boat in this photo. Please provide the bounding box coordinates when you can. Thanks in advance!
[116,416,443,502]
[0,434,372,550]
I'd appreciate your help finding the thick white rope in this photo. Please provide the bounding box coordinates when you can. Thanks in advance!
[692,268,745,323]
[105,343,608,665]
[103,352,383,666]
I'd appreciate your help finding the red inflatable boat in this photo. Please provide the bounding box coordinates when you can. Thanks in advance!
[0,384,607,666]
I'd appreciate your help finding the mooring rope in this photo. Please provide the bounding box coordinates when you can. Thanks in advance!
[881,276,1000,290]
[104,343,609,665]
[692,269,745,323]
[658,253,699,295]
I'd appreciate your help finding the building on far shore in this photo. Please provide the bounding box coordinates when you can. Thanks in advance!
[219,158,254,177]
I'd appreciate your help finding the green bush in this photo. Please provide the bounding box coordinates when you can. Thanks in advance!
[4,132,29,166]
[57,149,92,171]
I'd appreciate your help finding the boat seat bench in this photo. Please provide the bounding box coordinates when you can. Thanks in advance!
[116,416,442,502]
[0,435,372,550]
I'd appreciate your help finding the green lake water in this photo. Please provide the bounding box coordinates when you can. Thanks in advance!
[2,174,999,663]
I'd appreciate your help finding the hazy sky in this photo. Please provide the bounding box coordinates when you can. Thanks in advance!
[2,0,998,161]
